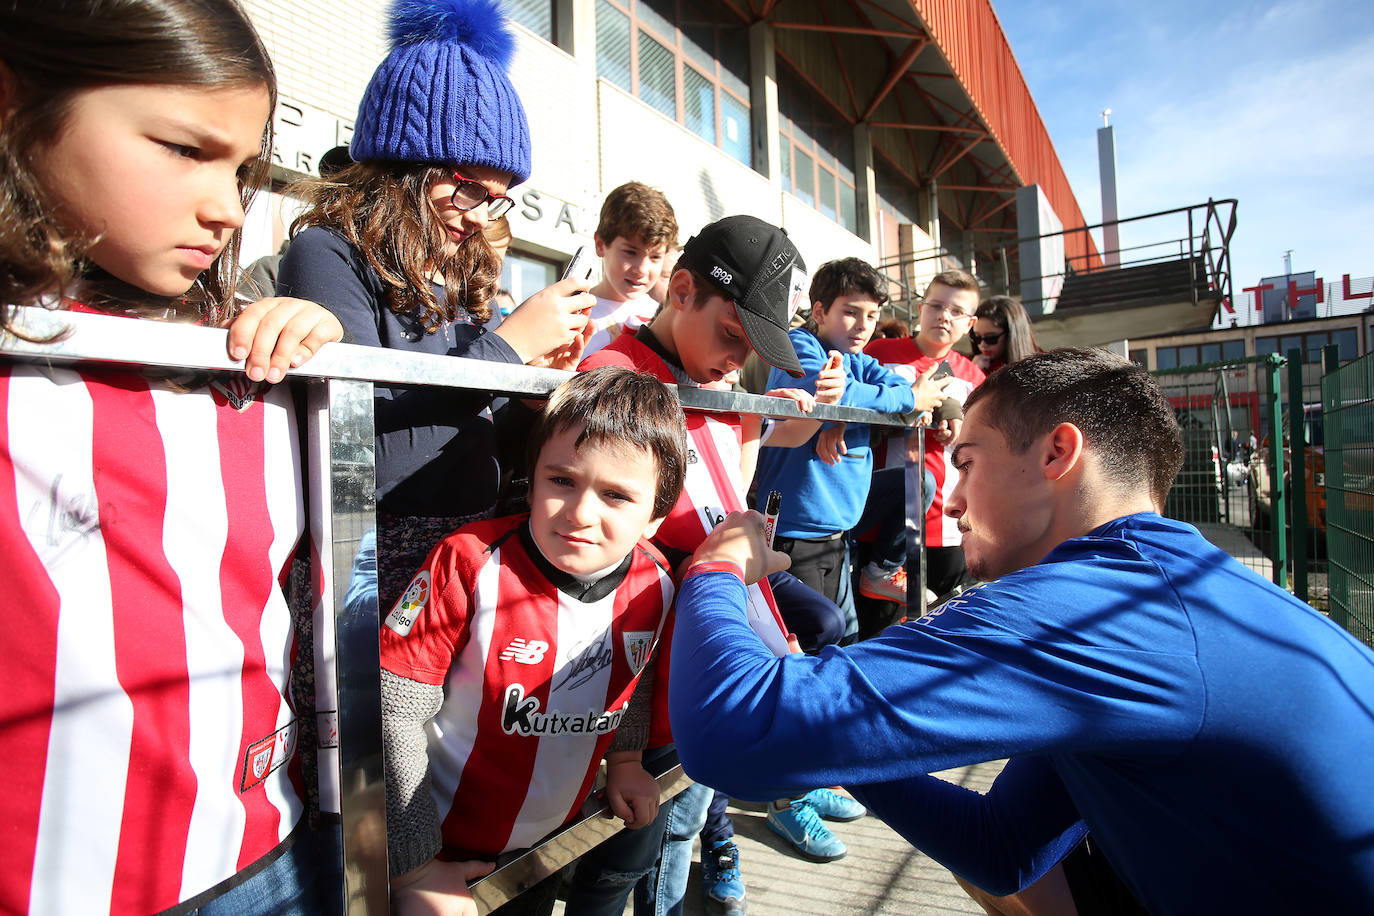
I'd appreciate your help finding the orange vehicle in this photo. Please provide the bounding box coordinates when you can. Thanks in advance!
[1247,405,1325,531]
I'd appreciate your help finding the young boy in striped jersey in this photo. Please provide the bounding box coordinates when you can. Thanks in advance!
[379,366,688,915]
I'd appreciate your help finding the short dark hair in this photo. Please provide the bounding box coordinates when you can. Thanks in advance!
[964,349,1184,505]
[809,257,889,312]
[529,367,688,520]
[596,181,679,251]
[975,295,1040,365]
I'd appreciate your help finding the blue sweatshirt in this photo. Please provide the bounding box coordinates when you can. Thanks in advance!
[668,513,1374,914]
[754,329,914,538]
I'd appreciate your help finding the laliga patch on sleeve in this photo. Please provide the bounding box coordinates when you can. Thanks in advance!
[384,570,430,637]
[787,267,808,320]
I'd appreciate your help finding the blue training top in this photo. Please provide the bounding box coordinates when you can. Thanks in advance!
[754,328,914,538]
[668,512,1374,915]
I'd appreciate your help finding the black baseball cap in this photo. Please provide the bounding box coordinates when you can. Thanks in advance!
[678,215,807,377]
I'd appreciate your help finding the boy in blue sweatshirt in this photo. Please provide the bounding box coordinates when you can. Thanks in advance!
[755,257,947,625]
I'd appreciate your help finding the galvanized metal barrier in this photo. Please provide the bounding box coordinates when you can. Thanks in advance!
[1321,349,1374,647]
[1,306,914,914]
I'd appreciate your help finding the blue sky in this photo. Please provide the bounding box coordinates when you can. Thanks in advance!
[994,0,1374,322]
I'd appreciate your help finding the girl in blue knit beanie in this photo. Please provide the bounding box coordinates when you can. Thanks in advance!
[277,0,594,618]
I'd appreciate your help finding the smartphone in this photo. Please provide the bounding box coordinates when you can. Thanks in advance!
[561,245,594,282]
[931,360,954,380]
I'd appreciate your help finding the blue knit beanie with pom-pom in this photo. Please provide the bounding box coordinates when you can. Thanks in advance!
[351,0,531,184]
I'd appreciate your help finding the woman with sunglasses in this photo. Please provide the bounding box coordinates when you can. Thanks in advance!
[278,0,594,610]
[970,295,1040,375]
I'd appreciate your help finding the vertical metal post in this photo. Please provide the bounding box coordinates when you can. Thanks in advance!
[1264,357,1288,588]
[1321,344,1345,629]
[309,378,389,914]
[1286,349,1308,602]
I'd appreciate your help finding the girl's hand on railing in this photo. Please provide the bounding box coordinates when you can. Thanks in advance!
[391,858,495,916]
[225,297,344,383]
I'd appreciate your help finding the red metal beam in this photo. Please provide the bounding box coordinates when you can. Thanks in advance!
[770,22,924,39]
[929,131,985,180]
[868,121,984,135]
[940,184,1016,192]
[719,0,753,24]
[970,194,1017,227]
[860,38,930,122]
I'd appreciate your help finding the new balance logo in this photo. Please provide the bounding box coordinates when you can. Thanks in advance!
[500,638,550,664]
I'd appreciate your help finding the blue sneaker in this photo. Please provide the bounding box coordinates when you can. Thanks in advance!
[766,799,847,862]
[802,787,867,822]
[701,839,746,914]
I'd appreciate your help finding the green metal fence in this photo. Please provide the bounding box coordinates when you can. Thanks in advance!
[1321,349,1374,646]
[1153,356,1288,587]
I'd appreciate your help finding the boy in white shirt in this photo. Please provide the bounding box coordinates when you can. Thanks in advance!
[584,181,679,356]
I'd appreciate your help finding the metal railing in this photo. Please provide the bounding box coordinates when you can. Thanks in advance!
[1321,348,1374,646]
[877,199,1238,322]
[0,306,916,914]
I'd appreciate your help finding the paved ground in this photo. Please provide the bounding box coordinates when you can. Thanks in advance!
[556,761,1004,916]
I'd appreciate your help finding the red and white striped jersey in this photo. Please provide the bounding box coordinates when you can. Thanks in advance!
[379,517,673,858]
[863,339,984,547]
[581,335,790,656]
[0,362,306,915]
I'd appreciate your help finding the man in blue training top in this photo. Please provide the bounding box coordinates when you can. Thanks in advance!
[668,348,1374,916]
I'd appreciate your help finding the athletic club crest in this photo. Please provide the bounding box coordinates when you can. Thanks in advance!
[623,631,654,671]
[210,374,264,411]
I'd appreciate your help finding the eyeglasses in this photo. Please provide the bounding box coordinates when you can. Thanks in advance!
[921,299,974,320]
[449,170,514,220]
[968,330,1005,347]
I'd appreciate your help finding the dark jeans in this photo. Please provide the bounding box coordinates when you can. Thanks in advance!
[854,466,908,571]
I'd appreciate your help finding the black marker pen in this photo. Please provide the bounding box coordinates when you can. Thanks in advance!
[762,490,782,548]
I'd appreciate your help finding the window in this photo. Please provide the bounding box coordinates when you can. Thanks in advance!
[1222,339,1245,361]
[506,0,554,42]
[594,0,752,167]
[501,250,559,309]
[1129,348,1148,367]
[778,72,857,233]
[1157,348,1179,370]
[1256,328,1360,363]
[1334,328,1358,360]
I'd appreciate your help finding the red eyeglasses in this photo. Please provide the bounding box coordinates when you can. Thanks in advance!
[449,170,514,219]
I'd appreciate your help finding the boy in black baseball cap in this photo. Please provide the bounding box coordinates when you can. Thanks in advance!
[583,213,808,384]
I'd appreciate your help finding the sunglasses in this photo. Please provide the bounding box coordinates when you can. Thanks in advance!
[968,330,1005,347]
[449,170,515,220]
